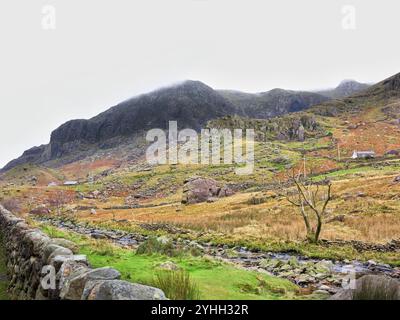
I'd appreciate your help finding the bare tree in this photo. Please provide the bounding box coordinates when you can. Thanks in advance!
[48,190,74,215]
[280,170,332,243]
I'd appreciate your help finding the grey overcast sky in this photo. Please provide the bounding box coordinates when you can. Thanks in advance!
[0,0,399,168]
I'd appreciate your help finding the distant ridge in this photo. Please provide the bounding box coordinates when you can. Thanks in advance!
[218,88,329,118]
[3,73,399,172]
[316,80,371,99]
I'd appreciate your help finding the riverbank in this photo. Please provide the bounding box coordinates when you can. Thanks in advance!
[35,216,400,297]
[38,223,304,300]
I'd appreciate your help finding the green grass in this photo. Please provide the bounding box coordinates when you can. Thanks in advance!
[83,251,298,300]
[39,225,300,300]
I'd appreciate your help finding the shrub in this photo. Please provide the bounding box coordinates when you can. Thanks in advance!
[247,196,267,205]
[89,239,117,256]
[153,270,200,300]
[1,198,22,212]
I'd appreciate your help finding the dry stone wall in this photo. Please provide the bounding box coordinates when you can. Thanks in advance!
[0,205,166,300]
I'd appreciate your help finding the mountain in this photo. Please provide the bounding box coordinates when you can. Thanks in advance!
[1,82,332,171]
[316,80,371,99]
[2,81,237,171]
[219,89,329,118]
[354,72,400,98]
[309,73,400,117]
[2,73,398,172]
[48,80,236,157]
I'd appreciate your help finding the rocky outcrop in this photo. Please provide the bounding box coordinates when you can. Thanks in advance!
[330,275,400,300]
[219,88,329,119]
[182,177,234,204]
[208,113,323,142]
[0,205,166,300]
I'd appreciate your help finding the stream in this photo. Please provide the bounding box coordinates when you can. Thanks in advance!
[37,217,400,295]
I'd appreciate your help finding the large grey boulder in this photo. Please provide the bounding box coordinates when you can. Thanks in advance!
[50,238,79,254]
[182,177,234,204]
[85,280,167,300]
[43,244,73,264]
[50,254,88,271]
[330,275,400,300]
[60,267,121,300]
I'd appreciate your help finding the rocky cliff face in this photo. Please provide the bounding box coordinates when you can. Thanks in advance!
[208,113,324,142]
[219,88,329,118]
[2,81,238,171]
[48,81,236,158]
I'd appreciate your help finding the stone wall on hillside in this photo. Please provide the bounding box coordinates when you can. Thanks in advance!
[0,205,166,300]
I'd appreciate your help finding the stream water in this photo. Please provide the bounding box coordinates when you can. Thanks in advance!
[37,217,400,294]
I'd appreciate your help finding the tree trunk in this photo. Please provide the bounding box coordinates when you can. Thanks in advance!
[314,218,322,243]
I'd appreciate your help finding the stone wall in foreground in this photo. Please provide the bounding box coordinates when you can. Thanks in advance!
[0,205,166,300]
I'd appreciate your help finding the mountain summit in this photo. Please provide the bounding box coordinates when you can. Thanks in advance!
[316,80,371,99]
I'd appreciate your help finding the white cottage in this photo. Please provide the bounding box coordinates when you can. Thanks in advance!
[63,180,79,186]
[352,150,375,159]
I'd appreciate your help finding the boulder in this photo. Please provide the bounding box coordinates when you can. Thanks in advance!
[85,280,167,300]
[43,244,73,264]
[58,260,90,291]
[157,261,180,271]
[314,260,334,274]
[50,238,79,253]
[50,255,88,271]
[91,232,107,240]
[60,267,121,300]
[288,257,299,267]
[330,275,400,300]
[385,149,399,156]
[182,177,233,204]
[259,258,283,270]
[29,206,51,215]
